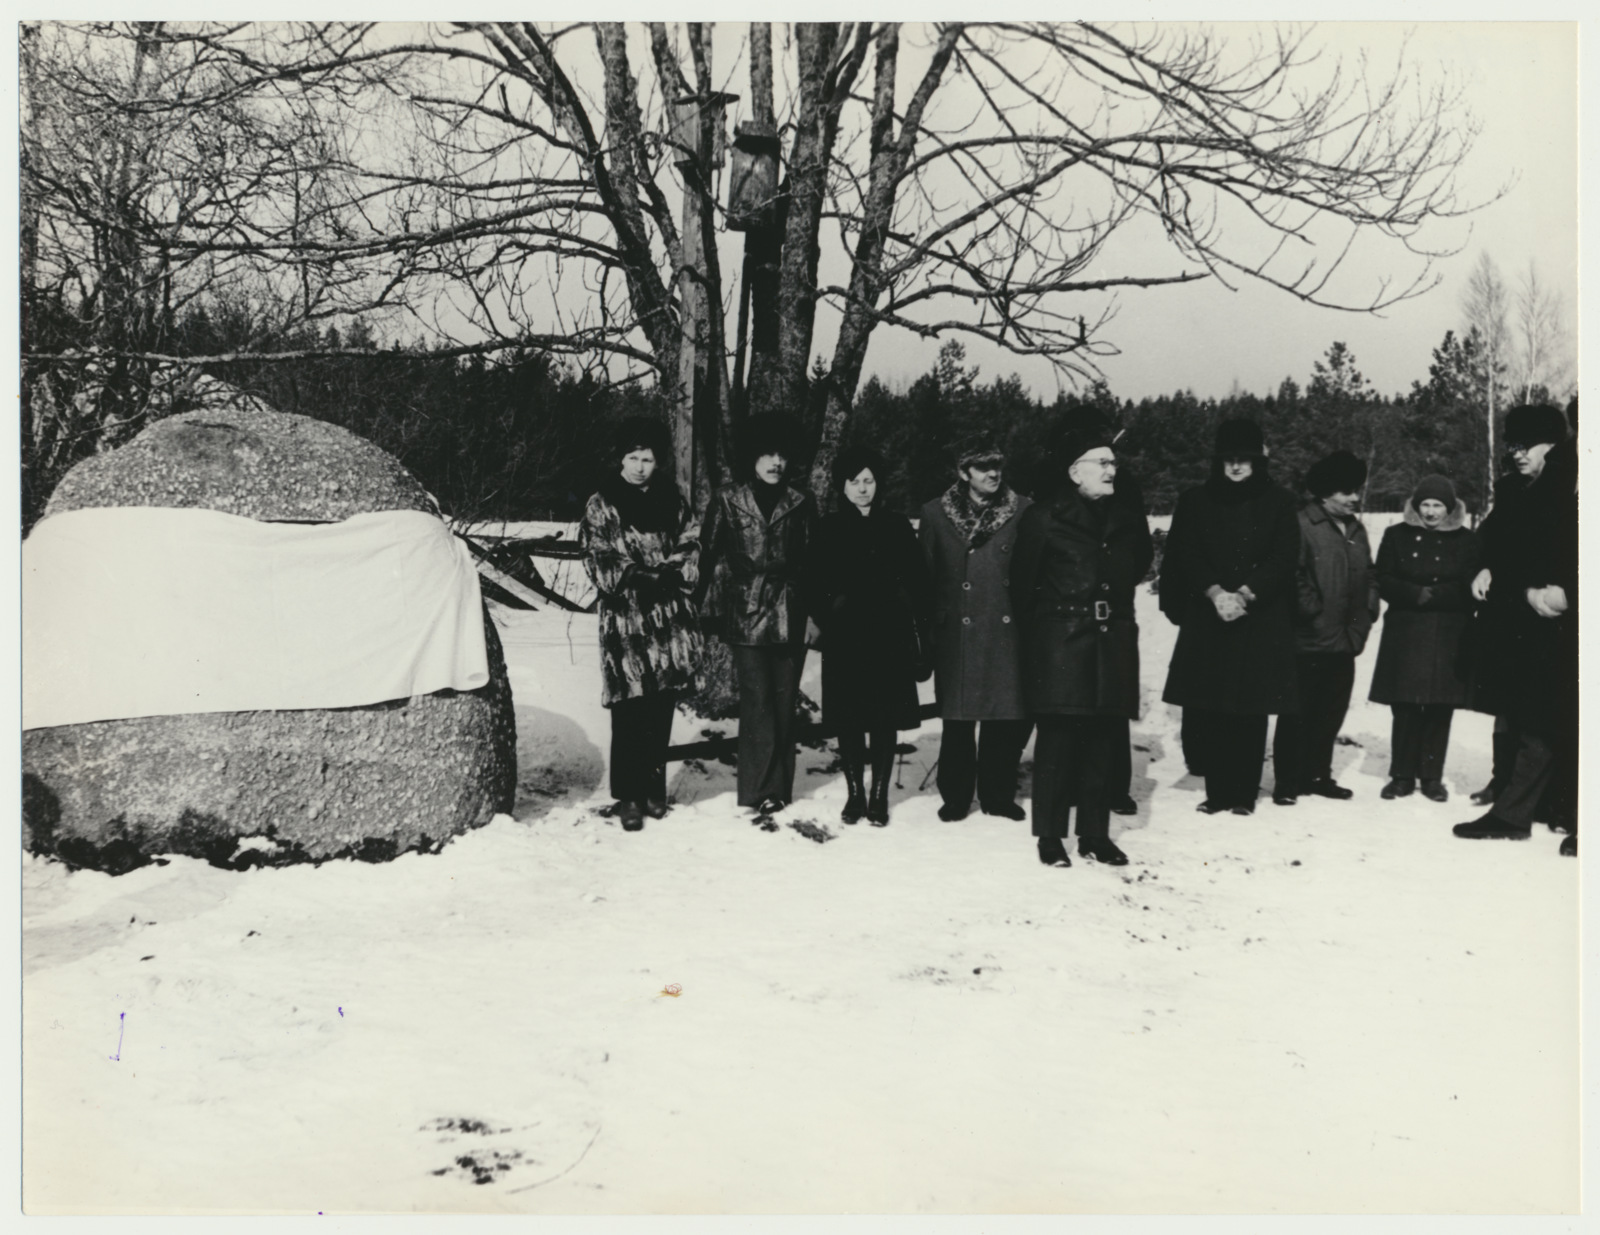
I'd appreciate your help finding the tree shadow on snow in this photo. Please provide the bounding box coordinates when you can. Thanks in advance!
[512,705,605,822]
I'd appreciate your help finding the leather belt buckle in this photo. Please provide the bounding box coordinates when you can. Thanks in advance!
[1094,600,1111,621]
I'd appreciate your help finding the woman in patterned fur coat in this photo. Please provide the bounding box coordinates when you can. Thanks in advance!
[580,418,704,832]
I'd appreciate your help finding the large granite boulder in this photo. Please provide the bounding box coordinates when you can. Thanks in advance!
[23,403,517,873]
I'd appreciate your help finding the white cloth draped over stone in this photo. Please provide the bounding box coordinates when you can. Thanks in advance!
[24,507,489,730]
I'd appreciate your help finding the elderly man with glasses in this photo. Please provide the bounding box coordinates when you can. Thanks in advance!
[1011,417,1153,867]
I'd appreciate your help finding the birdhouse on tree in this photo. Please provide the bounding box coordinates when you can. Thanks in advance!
[728,121,780,232]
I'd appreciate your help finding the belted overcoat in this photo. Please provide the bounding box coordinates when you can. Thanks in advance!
[1011,485,1153,718]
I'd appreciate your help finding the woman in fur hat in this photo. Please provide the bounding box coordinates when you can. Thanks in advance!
[808,444,933,826]
[1368,473,1480,801]
[580,418,705,831]
[1159,418,1301,814]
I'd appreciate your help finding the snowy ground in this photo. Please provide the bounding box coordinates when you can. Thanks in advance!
[22,581,1578,1215]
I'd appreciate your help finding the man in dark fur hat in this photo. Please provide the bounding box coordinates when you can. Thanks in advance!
[1271,450,1380,804]
[1456,404,1577,849]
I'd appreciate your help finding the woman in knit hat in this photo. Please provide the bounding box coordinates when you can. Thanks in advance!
[1368,473,1480,802]
[1158,418,1301,814]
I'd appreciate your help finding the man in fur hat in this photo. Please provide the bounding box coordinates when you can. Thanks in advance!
[919,433,1032,821]
[1271,450,1380,804]
[1456,403,1577,849]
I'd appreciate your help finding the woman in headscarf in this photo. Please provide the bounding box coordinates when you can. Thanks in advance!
[808,444,933,826]
[1159,419,1301,814]
[1368,473,1479,802]
[580,418,704,831]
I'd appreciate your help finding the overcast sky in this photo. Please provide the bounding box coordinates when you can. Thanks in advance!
[838,21,1578,403]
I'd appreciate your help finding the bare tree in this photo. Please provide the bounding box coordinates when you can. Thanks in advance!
[25,21,1486,508]
[1459,251,1511,503]
[1512,259,1572,404]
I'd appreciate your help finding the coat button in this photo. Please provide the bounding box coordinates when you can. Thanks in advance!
[1001,616,1010,624]
[963,617,972,625]
[1099,624,1108,632]
[962,582,972,590]
[1100,582,1109,591]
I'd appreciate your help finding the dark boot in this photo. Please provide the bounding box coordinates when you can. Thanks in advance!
[840,755,867,825]
[1381,778,1415,799]
[1420,779,1448,803]
[619,800,645,832]
[866,743,894,826]
[1560,833,1577,857]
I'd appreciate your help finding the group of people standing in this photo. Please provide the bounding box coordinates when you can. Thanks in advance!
[579,404,1577,861]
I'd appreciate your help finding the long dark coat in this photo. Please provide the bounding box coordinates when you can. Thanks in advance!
[698,482,816,646]
[1469,438,1578,734]
[1012,485,1153,717]
[809,505,932,731]
[1160,467,1301,715]
[1368,500,1479,706]
[580,475,705,707]
[918,487,1031,720]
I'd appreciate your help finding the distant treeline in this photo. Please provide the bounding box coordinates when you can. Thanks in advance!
[24,311,1565,531]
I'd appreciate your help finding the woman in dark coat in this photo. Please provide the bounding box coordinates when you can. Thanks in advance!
[1160,418,1300,814]
[1012,419,1153,867]
[809,445,933,826]
[1368,473,1479,802]
[580,418,705,832]
[698,415,817,814]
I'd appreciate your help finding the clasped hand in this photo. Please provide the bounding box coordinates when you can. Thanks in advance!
[1211,589,1247,623]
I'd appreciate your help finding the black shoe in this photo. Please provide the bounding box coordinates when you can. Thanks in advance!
[1306,778,1354,800]
[937,803,969,821]
[1196,800,1228,814]
[619,801,645,832]
[754,796,787,815]
[1420,779,1449,803]
[1452,813,1532,840]
[981,802,1027,821]
[1078,837,1128,866]
[1272,791,1298,806]
[1468,783,1499,807]
[1230,803,1255,816]
[1037,837,1072,867]
[1560,834,1577,857]
[1381,778,1415,800]
[645,797,670,819]
[1110,794,1138,816]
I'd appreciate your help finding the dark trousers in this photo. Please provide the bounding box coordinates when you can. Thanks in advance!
[1180,707,1207,776]
[1186,708,1269,808]
[1111,715,1133,798]
[937,718,1031,811]
[1030,715,1117,842]
[732,643,804,806]
[1272,652,1356,792]
[1493,722,1556,829]
[609,693,678,803]
[1389,704,1454,781]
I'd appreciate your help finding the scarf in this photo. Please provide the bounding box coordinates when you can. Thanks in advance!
[597,471,682,534]
[941,481,1020,548]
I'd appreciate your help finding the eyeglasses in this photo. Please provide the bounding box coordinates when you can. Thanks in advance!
[1076,455,1118,471]
[1507,443,1540,456]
